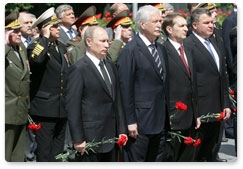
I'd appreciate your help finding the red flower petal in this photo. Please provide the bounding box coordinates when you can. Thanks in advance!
[35,123,41,130]
[217,112,224,121]
[175,102,188,111]
[28,123,36,130]
[117,134,127,147]
[230,90,235,95]
[184,136,193,145]
[193,138,201,147]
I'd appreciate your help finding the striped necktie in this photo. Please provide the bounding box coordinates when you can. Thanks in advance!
[149,44,163,79]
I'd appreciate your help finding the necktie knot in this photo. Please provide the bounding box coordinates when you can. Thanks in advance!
[67,29,73,39]
[99,60,105,67]
[25,37,31,46]
[149,44,156,49]
[204,40,210,46]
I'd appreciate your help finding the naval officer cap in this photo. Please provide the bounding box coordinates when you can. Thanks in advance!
[196,3,216,10]
[106,10,132,29]
[32,7,60,30]
[72,6,98,29]
[5,11,22,29]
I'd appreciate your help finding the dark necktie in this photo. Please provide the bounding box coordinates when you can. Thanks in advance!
[179,45,190,76]
[204,40,219,70]
[149,44,163,79]
[67,29,73,39]
[99,60,112,96]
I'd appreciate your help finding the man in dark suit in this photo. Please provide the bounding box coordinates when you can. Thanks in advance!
[117,5,170,162]
[5,11,30,162]
[222,3,237,145]
[55,4,78,45]
[184,8,231,162]
[66,26,127,162]
[162,12,200,162]
[27,7,69,161]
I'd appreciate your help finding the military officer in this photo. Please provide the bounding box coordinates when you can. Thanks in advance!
[154,3,167,44]
[106,10,133,46]
[27,7,69,161]
[5,11,30,162]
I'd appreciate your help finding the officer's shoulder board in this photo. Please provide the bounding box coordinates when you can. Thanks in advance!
[31,39,44,58]
[71,37,81,43]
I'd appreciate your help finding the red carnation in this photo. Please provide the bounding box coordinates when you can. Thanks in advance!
[184,136,194,145]
[216,112,224,122]
[117,134,127,147]
[229,90,235,95]
[28,123,41,130]
[175,101,187,111]
[193,138,201,147]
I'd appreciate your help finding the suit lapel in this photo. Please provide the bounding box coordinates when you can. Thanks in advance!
[136,35,163,81]
[84,56,113,99]
[8,48,23,69]
[104,60,115,99]
[192,34,219,72]
[165,41,190,77]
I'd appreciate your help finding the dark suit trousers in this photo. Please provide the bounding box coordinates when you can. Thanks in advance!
[34,117,67,162]
[122,131,166,162]
[165,129,198,162]
[195,122,220,162]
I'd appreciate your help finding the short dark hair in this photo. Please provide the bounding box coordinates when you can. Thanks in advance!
[162,12,186,37]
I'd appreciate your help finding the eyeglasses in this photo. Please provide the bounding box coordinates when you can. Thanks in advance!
[121,24,131,29]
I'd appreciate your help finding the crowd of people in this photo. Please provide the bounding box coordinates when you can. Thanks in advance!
[5,3,237,162]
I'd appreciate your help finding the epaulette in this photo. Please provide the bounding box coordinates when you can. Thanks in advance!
[32,43,44,58]
[67,46,75,52]
[71,37,81,43]
[109,40,114,45]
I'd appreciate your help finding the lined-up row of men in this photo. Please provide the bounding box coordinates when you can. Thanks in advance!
[5,3,236,162]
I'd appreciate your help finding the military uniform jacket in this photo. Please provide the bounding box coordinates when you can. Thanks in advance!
[27,37,69,118]
[5,44,30,125]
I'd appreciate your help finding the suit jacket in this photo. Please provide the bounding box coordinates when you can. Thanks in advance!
[184,33,230,117]
[163,40,198,130]
[117,34,170,134]
[27,37,69,118]
[58,27,78,45]
[66,55,127,153]
[5,44,30,125]
[222,10,237,68]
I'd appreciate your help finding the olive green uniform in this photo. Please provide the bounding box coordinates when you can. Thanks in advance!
[5,44,30,162]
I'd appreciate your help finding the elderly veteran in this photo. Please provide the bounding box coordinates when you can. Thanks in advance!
[27,7,69,162]
[5,11,30,162]
[106,10,133,45]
